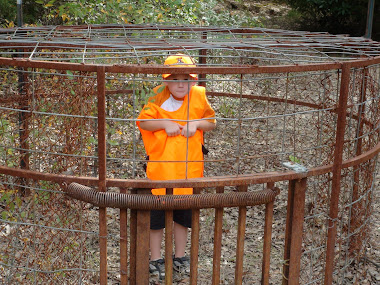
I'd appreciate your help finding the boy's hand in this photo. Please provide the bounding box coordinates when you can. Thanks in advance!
[181,122,198,137]
[164,121,183,137]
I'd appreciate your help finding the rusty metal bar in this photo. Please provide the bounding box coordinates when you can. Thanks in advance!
[130,188,151,284]
[129,189,137,285]
[17,63,30,196]
[190,187,202,285]
[288,178,307,285]
[198,31,207,87]
[165,188,174,285]
[97,65,107,285]
[282,178,307,285]
[349,67,368,254]
[120,188,128,285]
[135,203,150,284]
[2,55,380,74]
[282,180,294,285]
[235,185,248,284]
[0,55,368,75]
[212,186,225,285]
[324,63,351,285]
[262,182,276,285]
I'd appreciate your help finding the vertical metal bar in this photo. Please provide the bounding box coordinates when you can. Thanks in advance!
[97,66,108,285]
[282,178,307,285]
[18,66,30,196]
[262,182,275,285]
[120,188,128,285]
[165,188,174,285]
[135,191,151,285]
[282,180,295,285]
[17,2,28,194]
[235,185,248,284]
[324,63,351,285]
[198,32,207,87]
[364,0,375,38]
[129,188,137,285]
[190,187,202,285]
[17,0,23,27]
[212,186,225,285]
[349,68,367,254]
[288,178,307,285]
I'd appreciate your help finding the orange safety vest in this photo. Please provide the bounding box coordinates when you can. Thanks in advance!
[137,85,215,195]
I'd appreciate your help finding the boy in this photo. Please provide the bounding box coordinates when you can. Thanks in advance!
[137,54,216,280]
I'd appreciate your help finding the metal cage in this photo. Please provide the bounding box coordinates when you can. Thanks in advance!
[0,24,379,284]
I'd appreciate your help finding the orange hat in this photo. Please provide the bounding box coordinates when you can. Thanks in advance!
[162,54,198,79]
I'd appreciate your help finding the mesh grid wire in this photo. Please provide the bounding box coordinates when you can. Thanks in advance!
[0,25,379,284]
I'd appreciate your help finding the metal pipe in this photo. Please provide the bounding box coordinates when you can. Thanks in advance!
[17,0,23,27]
[364,0,375,38]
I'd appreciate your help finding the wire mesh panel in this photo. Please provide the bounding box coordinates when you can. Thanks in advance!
[0,24,379,284]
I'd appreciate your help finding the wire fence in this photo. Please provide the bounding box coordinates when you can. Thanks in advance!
[0,25,379,284]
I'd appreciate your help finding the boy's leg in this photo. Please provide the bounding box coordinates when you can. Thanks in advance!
[150,228,164,260]
[173,222,188,258]
[149,210,166,281]
[173,210,192,275]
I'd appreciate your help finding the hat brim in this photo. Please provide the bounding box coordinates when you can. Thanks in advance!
[162,73,198,79]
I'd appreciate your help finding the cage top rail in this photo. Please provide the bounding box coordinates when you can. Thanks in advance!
[1,24,379,66]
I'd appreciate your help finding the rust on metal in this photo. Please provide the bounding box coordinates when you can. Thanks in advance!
[235,185,248,285]
[262,182,276,284]
[119,188,128,285]
[324,63,351,285]
[97,65,108,285]
[212,186,225,285]
[350,67,368,254]
[64,182,280,210]
[165,188,174,285]
[190,187,202,285]
[288,178,307,285]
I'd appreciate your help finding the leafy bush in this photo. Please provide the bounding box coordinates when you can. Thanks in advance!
[0,0,44,26]
[1,0,261,27]
[285,0,374,36]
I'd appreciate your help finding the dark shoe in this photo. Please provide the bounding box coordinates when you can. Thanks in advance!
[173,256,190,275]
[149,258,165,280]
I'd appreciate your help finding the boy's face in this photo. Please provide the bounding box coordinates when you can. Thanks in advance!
[164,74,196,100]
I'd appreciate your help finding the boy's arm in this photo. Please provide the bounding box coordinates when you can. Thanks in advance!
[181,120,216,138]
[139,120,184,137]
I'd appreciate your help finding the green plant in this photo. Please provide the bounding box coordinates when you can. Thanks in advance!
[285,0,373,36]
[16,0,261,27]
[218,98,237,118]
[0,0,44,26]
[288,155,300,163]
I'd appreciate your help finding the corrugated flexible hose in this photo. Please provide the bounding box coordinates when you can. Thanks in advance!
[64,182,280,210]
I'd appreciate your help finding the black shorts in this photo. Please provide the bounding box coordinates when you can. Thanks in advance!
[150,209,192,230]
